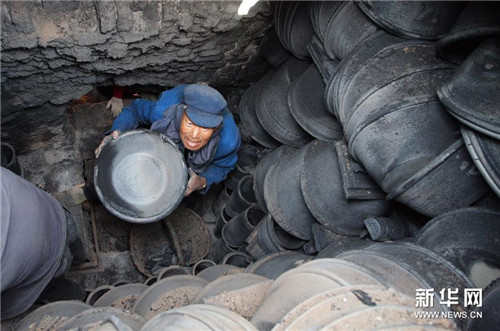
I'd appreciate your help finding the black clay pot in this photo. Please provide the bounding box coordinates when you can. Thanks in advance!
[224,144,260,190]
[306,36,341,85]
[196,264,243,282]
[438,38,500,140]
[245,251,313,280]
[141,304,255,330]
[210,238,236,264]
[288,64,343,142]
[341,41,455,133]
[251,258,384,330]
[192,259,216,276]
[345,66,456,143]
[324,1,380,61]
[256,57,313,147]
[130,208,210,276]
[224,145,260,192]
[94,130,187,223]
[462,126,500,198]
[345,49,458,194]
[349,95,458,192]
[245,214,305,260]
[157,265,192,280]
[274,2,314,60]
[416,207,500,288]
[264,145,318,240]
[308,1,345,44]
[309,223,371,254]
[253,145,295,214]
[17,301,92,331]
[211,185,231,221]
[57,307,146,330]
[213,206,231,239]
[350,96,460,194]
[191,273,272,320]
[466,278,500,331]
[316,238,374,260]
[222,204,265,249]
[436,2,500,64]
[301,140,391,236]
[386,139,489,217]
[221,251,254,268]
[334,140,386,201]
[287,2,315,60]
[326,30,404,123]
[337,242,474,327]
[224,175,257,218]
[258,30,292,69]
[133,275,207,320]
[239,76,282,149]
[93,283,148,311]
[358,1,465,40]
[274,284,451,330]
[143,276,157,286]
[363,216,407,242]
[86,286,115,306]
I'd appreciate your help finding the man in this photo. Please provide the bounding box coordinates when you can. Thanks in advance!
[1,168,85,320]
[96,84,241,196]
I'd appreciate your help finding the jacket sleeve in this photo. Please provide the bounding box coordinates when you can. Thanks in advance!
[108,85,187,134]
[110,99,160,133]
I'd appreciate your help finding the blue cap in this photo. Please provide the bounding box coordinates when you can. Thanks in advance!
[183,84,226,128]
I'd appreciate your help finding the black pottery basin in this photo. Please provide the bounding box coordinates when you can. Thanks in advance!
[16,300,92,330]
[326,30,403,124]
[438,38,500,140]
[386,139,489,217]
[94,130,187,223]
[140,304,257,330]
[462,126,500,197]
[324,1,380,60]
[57,307,146,330]
[436,2,500,64]
[357,1,465,40]
[263,145,318,240]
[256,57,313,147]
[239,72,281,149]
[253,145,295,214]
[416,207,500,288]
[288,64,343,142]
[466,278,500,331]
[309,1,345,43]
[301,140,390,236]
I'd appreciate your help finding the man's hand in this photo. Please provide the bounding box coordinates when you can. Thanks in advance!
[95,130,121,157]
[184,168,207,197]
[107,97,124,118]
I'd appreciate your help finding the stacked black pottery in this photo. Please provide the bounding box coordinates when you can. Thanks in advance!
[237,1,500,328]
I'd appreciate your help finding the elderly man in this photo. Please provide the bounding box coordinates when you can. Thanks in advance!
[96,84,241,196]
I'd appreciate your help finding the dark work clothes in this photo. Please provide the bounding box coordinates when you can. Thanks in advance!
[1,168,67,320]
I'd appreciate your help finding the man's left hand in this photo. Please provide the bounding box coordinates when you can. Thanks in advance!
[185,168,207,197]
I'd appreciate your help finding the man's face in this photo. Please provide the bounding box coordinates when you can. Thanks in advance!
[179,112,216,151]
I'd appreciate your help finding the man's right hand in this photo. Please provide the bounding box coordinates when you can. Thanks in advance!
[95,130,121,157]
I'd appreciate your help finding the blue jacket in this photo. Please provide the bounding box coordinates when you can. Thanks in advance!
[111,85,241,193]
